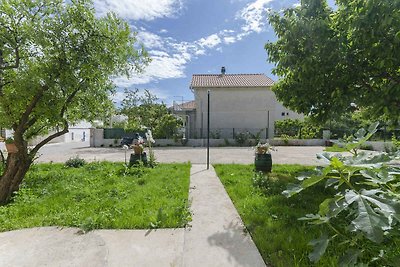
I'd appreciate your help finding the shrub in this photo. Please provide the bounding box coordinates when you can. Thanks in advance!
[224,138,230,146]
[283,122,400,265]
[392,134,400,151]
[275,118,322,139]
[210,130,221,139]
[252,172,285,195]
[275,119,302,137]
[65,156,86,168]
[234,132,249,146]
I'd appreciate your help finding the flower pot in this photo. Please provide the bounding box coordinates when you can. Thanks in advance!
[5,143,18,153]
[133,145,143,155]
[129,153,147,166]
[255,153,272,173]
[257,147,270,154]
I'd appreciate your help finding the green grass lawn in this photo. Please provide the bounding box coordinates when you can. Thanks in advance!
[323,144,347,152]
[0,162,191,232]
[214,164,341,267]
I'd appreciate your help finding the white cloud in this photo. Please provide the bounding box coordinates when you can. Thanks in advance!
[198,34,222,48]
[94,0,184,20]
[195,49,206,55]
[136,31,164,49]
[149,50,170,57]
[223,36,236,44]
[239,0,273,33]
[112,87,171,105]
[111,0,278,88]
[145,53,188,80]
[114,48,189,86]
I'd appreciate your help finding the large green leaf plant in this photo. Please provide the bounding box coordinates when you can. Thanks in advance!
[283,122,400,266]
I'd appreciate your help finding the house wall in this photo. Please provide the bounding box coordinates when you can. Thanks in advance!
[274,102,304,122]
[193,87,302,138]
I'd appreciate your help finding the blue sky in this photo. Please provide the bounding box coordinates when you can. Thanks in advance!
[93,0,335,106]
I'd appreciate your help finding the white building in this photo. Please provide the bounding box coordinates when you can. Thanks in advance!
[189,68,302,139]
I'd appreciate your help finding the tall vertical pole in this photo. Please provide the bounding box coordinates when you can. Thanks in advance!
[266,110,270,139]
[207,90,210,170]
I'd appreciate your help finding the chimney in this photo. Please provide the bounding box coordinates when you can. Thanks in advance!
[221,66,226,75]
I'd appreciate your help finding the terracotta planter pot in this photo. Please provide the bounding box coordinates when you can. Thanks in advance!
[5,143,18,153]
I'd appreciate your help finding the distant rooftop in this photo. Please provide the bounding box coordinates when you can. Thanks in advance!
[190,73,274,88]
[173,100,196,111]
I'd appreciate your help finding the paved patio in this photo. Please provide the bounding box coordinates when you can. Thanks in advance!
[33,141,326,165]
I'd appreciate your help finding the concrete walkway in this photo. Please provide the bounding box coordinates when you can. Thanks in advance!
[0,165,266,267]
[183,164,266,267]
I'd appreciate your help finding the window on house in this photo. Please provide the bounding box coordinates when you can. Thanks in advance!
[281,112,285,116]
[286,112,289,116]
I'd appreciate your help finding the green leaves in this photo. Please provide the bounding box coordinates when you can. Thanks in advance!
[282,123,400,265]
[308,234,330,262]
[266,1,400,121]
[282,183,303,197]
[119,88,183,138]
[346,190,387,243]
[0,0,150,139]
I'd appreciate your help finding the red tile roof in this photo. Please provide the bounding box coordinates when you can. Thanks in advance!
[190,74,274,88]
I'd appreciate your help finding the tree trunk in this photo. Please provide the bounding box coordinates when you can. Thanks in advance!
[0,147,32,205]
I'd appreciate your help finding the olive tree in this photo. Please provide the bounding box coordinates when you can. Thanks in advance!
[0,0,149,204]
[120,89,183,139]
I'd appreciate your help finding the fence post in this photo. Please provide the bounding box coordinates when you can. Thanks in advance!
[232,128,235,139]
[384,124,387,142]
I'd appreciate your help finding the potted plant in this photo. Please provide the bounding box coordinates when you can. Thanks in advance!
[129,133,147,166]
[5,137,18,154]
[256,142,274,154]
[254,142,275,173]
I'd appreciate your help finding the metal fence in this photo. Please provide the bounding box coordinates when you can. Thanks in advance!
[274,126,400,140]
[192,128,269,139]
[103,128,146,139]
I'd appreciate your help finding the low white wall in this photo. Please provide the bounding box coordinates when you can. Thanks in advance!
[28,133,66,146]
[366,141,394,151]
[331,140,396,152]
[270,139,325,146]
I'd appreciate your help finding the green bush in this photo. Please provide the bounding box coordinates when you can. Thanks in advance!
[234,132,249,146]
[275,118,322,139]
[275,119,302,137]
[65,157,86,168]
[392,134,400,151]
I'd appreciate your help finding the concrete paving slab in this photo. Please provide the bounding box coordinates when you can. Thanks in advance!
[0,227,184,267]
[183,164,266,267]
[34,142,325,166]
[95,229,184,267]
[0,227,107,267]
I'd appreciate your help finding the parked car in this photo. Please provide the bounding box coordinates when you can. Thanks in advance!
[120,137,134,146]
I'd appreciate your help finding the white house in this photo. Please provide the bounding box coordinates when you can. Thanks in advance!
[189,68,302,139]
